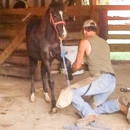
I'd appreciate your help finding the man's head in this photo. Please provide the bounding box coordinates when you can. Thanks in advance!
[82,19,99,34]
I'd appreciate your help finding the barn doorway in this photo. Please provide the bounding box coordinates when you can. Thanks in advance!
[12,0,28,8]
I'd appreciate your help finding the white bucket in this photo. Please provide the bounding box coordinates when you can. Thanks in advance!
[63,46,84,75]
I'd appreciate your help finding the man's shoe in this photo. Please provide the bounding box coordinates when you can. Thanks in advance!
[118,96,128,115]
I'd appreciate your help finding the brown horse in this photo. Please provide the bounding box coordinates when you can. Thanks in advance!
[26,0,73,114]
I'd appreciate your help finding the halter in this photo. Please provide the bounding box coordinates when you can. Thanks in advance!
[50,12,66,39]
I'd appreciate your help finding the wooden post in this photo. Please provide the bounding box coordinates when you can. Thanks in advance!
[34,0,38,7]
[97,10,108,40]
[75,0,81,5]
[90,0,98,22]
[41,0,45,7]
[6,0,9,8]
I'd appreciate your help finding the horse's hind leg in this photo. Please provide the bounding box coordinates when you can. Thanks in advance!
[41,62,51,103]
[29,58,37,103]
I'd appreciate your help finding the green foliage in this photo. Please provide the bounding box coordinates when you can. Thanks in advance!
[110,52,130,60]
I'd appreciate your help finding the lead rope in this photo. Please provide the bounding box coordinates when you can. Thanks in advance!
[91,122,111,130]
[64,123,111,130]
[59,38,70,87]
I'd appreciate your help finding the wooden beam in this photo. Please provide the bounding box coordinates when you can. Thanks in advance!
[0,14,26,23]
[0,65,31,79]
[108,16,130,20]
[108,34,130,39]
[96,5,130,10]
[0,5,130,17]
[6,0,9,8]
[0,38,130,52]
[0,30,20,38]
[0,6,91,17]
[108,25,130,31]
[0,7,47,16]
[89,0,97,21]
[0,25,26,66]
[65,32,83,40]
[109,44,130,52]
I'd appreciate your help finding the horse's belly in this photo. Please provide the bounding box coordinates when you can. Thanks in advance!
[28,49,42,60]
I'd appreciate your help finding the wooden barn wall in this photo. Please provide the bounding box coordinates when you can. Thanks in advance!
[0,5,130,79]
[0,5,130,49]
[1,0,51,8]
[0,0,78,8]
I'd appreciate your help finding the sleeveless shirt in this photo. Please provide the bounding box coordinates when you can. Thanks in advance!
[85,35,115,76]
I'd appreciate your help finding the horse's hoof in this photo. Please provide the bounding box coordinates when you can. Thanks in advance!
[30,93,36,103]
[49,107,57,115]
[45,98,51,103]
[43,92,51,103]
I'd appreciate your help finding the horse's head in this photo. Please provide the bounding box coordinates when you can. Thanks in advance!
[49,1,67,40]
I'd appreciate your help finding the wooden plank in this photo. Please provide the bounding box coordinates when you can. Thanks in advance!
[0,38,130,52]
[0,5,130,17]
[5,56,29,66]
[65,20,83,32]
[63,40,80,46]
[108,34,130,39]
[108,16,130,20]
[0,40,26,51]
[0,30,20,38]
[66,32,83,40]
[65,6,91,17]
[0,64,31,79]
[0,23,25,30]
[0,32,83,50]
[0,14,26,23]
[63,42,130,52]
[0,63,75,79]
[0,7,47,16]
[108,25,130,31]
[0,25,26,65]
[109,44,130,52]
[0,6,91,17]
[96,5,130,11]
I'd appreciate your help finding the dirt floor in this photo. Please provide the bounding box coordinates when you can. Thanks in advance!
[0,61,130,130]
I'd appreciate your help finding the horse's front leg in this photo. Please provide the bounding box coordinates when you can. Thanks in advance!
[65,57,73,80]
[41,62,51,103]
[42,60,57,114]
[48,78,57,114]
[57,55,73,80]
[29,58,37,103]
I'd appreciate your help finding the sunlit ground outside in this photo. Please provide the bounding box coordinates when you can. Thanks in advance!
[110,52,130,60]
